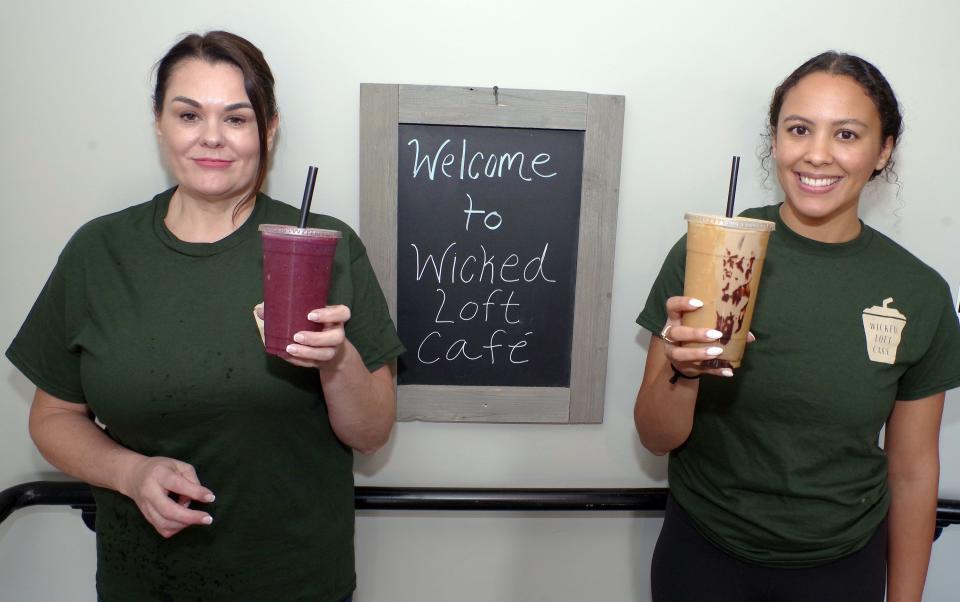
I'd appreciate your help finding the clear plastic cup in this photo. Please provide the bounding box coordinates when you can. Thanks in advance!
[259,224,341,358]
[681,213,775,368]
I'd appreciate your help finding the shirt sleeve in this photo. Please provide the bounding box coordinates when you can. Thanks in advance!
[338,227,405,372]
[5,237,87,403]
[896,279,960,401]
[636,235,687,336]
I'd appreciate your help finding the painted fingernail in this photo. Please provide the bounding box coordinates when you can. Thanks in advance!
[706,347,724,356]
[706,329,723,340]
[721,369,734,377]
[205,494,216,503]
[202,515,213,525]
[689,298,704,308]
[308,312,319,321]
[286,344,298,355]
[293,333,305,343]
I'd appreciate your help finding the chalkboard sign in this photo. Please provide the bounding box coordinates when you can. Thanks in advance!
[360,84,624,423]
[397,124,585,387]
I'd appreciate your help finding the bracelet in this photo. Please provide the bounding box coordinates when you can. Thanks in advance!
[668,364,700,384]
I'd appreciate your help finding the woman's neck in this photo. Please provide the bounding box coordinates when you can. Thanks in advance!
[164,189,255,243]
[778,201,862,244]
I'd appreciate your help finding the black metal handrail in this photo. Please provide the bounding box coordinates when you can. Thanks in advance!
[3,481,959,539]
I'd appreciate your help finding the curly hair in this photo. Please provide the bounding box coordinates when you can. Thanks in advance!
[760,51,903,183]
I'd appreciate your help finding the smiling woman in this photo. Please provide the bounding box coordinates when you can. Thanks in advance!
[150,33,279,243]
[5,30,402,602]
[771,74,896,243]
[633,51,960,602]
[156,59,277,242]
[153,32,278,201]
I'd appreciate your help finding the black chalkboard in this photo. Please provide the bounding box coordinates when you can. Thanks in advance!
[397,124,585,387]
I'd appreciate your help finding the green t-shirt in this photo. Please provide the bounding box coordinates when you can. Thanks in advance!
[637,203,960,567]
[6,189,404,601]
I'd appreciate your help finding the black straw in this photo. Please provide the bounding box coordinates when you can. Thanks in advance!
[725,156,740,218]
[298,165,319,228]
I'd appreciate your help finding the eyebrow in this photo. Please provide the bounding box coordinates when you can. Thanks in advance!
[170,96,253,111]
[781,114,870,128]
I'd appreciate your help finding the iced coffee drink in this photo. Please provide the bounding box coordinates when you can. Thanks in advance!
[682,213,775,368]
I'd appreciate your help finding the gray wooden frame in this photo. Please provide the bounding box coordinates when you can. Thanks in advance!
[360,84,624,423]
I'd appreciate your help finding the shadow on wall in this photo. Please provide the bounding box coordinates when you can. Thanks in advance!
[5,369,34,407]
[630,511,663,601]
[941,394,960,428]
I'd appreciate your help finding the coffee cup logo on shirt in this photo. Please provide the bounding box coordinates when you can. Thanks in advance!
[861,298,906,365]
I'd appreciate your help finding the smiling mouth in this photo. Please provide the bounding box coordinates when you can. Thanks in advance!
[798,174,842,188]
[194,158,233,168]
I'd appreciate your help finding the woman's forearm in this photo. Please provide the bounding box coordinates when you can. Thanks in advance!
[319,340,396,454]
[884,393,944,602]
[633,338,699,455]
[29,389,144,497]
[886,470,937,602]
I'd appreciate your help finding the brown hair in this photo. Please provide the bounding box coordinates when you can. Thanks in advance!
[153,31,278,209]
[765,51,902,181]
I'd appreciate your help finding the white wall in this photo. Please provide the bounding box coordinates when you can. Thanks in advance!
[2,1,959,600]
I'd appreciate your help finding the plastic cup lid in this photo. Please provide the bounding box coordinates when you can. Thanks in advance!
[258,224,342,238]
[684,213,776,231]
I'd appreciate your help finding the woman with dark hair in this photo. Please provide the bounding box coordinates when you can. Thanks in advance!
[634,52,960,601]
[6,31,402,601]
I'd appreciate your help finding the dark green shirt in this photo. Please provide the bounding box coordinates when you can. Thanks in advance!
[6,189,404,601]
[637,204,960,567]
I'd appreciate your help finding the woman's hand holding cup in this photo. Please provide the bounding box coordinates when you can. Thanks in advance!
[256,303,350,370]
[661,296,754,379]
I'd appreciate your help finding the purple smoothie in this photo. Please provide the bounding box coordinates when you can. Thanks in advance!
[259,224,341,358]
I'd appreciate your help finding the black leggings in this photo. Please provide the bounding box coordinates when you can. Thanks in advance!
[651,497,887,602]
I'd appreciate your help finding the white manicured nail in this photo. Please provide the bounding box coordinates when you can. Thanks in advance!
[286,344,297,355]
[293,333,305,343]
[721,369,734,377]
[688,298,704,308]
[308,312,319,321]
[706,347,723,356]
[706,329,723,339]
[205,494,216,503]
[202,516,213,525]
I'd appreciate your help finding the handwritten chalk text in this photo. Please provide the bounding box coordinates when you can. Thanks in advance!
[408,138,557,182]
